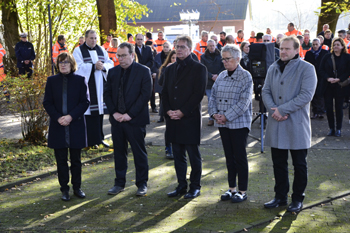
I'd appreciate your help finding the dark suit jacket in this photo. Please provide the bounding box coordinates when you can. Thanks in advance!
[305,49,329,96]
[162,55,207,145]
[104,62,152,127]
[200,49,225,89]
[43,73,89,149]
[135,44,154,69]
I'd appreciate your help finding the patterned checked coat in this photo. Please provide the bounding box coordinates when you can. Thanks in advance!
[208,65,253,130]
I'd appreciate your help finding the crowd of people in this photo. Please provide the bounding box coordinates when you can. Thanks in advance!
[1,21,350,214]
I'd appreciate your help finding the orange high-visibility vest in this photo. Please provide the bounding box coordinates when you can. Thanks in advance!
[248,37,256,44]
[322,45,329,51]
[0,43,6,82]
[235,37,244,45]
[299,45,304,60]
[107,47,119,67]
[128,41,136,45]
[193,40,207,61]
[52,41,69,64]
[155,39,167,53]
[285,29,302,36]
[102,41,111,50]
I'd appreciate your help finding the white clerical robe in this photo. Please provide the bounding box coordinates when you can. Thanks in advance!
[73,45,114,115]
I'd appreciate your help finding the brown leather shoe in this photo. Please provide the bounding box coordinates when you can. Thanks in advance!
[207,120,214,126]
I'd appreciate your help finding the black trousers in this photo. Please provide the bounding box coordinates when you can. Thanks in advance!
[219,127,249,191]
[271,148,308,202]
[149,77,156,109]
[18,65,33,79]
[54,148,82,192]
[311,95,325,115]
[172,143,202,190]
[85,114,104,146]
[112,123,148,188]
[324,87,343,130]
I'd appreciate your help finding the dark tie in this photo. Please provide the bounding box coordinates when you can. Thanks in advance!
[62,76,70,147]
[118,73,126,114]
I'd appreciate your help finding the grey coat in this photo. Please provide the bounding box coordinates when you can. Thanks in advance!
[262,58,317,150]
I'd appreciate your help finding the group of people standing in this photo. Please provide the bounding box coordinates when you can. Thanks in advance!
[23,20,346,216]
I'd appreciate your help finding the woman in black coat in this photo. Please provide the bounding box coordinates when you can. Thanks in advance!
[43,52,89,201]
[320,38,350,137]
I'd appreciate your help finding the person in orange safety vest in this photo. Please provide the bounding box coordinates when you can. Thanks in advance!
[266,28,276,43]
[235,29,245,45]
[317,35,329,51]
[154,31,167,54]
[217,31,227,51]
[107,38,119,67]
[285,23,302,36]
[193,30,208,61]
[75,36,85,48]
[52,35,69,64]
[297,35,305,59]
[127,33,136,45]
[248,31,256,44]
[102,34,112,50]
[0,43,6,82]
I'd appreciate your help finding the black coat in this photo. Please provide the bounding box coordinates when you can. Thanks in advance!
[200,49,225,89]
[15,41,36,67]
[135,44,154,69]
[162,55,207,145]
[305,49,329,96]
[43,73,89,149]
[104,62,152,127]
[319,52,350,97]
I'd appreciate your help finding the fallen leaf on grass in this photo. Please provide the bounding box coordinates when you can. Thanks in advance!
[66,216,71,219]
[243,228,248,232]
[108,149,114,152]
[343,198,347,201]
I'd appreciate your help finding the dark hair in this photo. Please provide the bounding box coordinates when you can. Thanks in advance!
[85,30,96,38]
[119,42,135,54]
[220,31,226,36]
[145,41,152,46]
[177,35,192,50]
[107,34,112,37]
[58,35,65,41]
[57,52,77,72]
[289,23,295,27]
[338,29,346,34]
[127,33,133,39]
[237,29,243,34]
[331,37,347,54]
[146,32,152,39]
[158,50,176,78]
[158,31,164,34]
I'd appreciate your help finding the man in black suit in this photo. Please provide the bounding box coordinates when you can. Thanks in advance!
[135,33,157,113]
[104,42,152,196]
[162,35,207,199]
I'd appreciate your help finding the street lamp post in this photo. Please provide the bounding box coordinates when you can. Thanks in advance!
[179,9,200,40]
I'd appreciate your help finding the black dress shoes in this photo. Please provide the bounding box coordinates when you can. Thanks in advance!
[74,189,86,198]
[264,198,287,208]
[61,191,70,201]
[167,187,187,197]
[184,189,201,199]
[327,129,335,136]
[287,201,303,212]
[335,130,341,137]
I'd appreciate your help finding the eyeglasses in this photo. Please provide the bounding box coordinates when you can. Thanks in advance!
[175,45,188,50]
[136,39,143,41]
[221,57,233,62]
[59,61,70,65]
[117,54,129,59]
[263,40,270,42]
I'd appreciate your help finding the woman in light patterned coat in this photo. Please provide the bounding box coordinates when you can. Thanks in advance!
[208,44,253,203]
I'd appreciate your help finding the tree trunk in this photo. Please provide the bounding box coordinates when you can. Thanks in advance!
[96,0,117,45]
[1,0,20,73]
[317,0,341,35]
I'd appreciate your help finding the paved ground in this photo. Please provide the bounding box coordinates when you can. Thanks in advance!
[1,97,350,232]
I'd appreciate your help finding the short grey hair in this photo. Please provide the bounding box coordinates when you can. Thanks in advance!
[207,39,216,45]
[201,30,208,37]
[263,34,272,41]
[221,44,241,60]
[312,38,320,44]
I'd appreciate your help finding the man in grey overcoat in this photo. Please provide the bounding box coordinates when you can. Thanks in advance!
[262,36,317,213]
